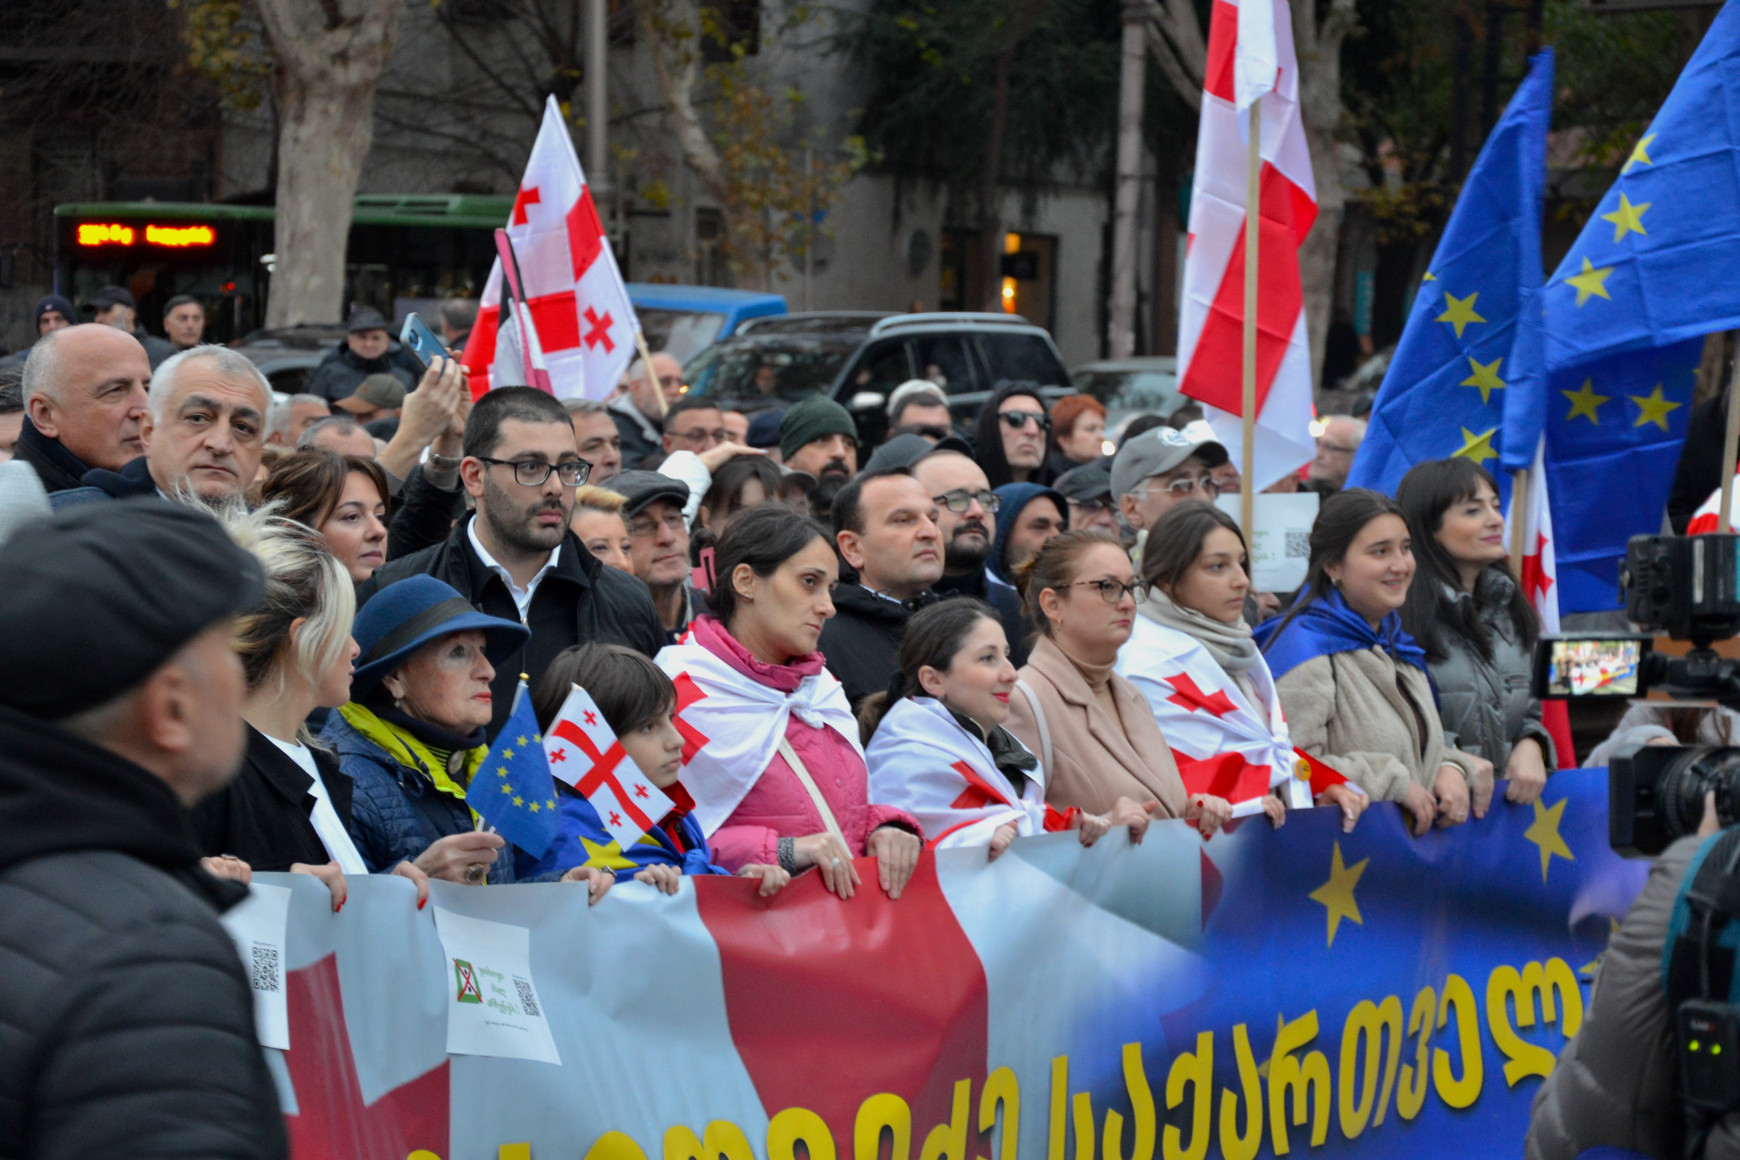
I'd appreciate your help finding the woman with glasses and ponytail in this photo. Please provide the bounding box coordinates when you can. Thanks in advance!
[1256,489,1488,838]
[861,599,1153,859]
[1003,530,1232,834]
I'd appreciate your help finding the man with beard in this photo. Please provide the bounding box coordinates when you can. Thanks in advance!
[359,387,664,739]
[910,449,1032,663]
[779,395,858,520]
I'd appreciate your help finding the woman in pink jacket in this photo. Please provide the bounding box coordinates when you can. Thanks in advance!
[656,505,924,899]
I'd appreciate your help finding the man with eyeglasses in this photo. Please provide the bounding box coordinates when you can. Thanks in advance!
[359,387,665,739]
[610,470,698,643]
[608,351,684,468]
[1110,425,1231,548]
[661,395,728,456]
[910,449,1032,660]
[1055,465,1121,540]
[1307,414,1366,492]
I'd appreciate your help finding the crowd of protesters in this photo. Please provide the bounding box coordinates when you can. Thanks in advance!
[0,299,1573,1157]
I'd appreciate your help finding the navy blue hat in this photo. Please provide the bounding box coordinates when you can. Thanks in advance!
[350,575,529,699]
[34,295,75,327]
[990,482,1068,583]
[746,408,786,449]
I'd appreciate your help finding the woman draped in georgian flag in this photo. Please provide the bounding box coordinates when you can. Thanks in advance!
[1116,503,1368,832]
[654,506,924,900]
[860,601,1155,858]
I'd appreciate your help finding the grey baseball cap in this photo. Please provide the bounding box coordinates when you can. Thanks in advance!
[1109,426,1229,498]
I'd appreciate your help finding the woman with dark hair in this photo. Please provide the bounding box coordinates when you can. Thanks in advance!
[861,600,1151,858]
[1256,489,1487,837]
[973,381,1055,488]
[697,455,788,534]
[260,449,391,583]
[1003,530,1227,832]
[655,505,924,899]
[1119,502,1366,831]
[1397,458,1554,804]
[521,643,790,895]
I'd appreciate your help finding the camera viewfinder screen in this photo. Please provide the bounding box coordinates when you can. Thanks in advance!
[1545,638,1643,697]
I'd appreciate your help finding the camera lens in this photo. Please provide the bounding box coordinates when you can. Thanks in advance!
[1656,747,1740,839]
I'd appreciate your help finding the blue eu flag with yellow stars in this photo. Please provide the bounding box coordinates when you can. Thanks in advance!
[1501,8,1740,610]
[1346,50,1555,500]
[466,682,560,858]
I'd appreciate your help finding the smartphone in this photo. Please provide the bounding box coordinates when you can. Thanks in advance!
[1531,633,1653,699]
[399,312,449,371]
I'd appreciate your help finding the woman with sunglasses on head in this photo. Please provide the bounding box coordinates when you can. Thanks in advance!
[973,381,1055,488]
[1256,489,1488,838]
[1005,530,1230,834]
[1119,502,1368,832]
[1396,458,1554,804]
[655,505,925,900]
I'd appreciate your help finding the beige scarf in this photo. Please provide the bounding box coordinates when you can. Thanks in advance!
[1138,587,1262,701]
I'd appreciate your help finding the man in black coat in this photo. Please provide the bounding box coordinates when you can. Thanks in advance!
[0,499,286,1160]
[14,323,152,493]
[359,386,665,738]
[305,308,416,405]
[818,468,945,707]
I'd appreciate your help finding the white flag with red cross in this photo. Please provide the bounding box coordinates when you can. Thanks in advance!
[1177,0,1319,491]
[541,684,673,850]
[1507,437,1575,767]
[461,95,638,400]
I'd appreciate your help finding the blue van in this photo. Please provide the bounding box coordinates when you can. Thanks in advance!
[628,284,786,365]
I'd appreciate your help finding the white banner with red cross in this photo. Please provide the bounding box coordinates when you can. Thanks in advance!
[460,95,638,400]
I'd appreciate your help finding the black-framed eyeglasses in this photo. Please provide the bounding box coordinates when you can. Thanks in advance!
[627,511,688,538]
[476,456,592,487]
[999,409,1051,432]
[933,488,1000,514]
[1069,496,1116,513]
[1069,578,1148,605]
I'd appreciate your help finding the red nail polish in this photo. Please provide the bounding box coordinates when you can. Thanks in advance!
[418,896,427,910]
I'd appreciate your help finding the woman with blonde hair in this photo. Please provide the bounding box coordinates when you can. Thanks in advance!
[571,484,634,573]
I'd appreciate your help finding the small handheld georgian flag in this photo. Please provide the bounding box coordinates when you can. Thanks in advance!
[542,684,674,850]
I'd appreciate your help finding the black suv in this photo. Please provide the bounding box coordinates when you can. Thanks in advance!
[681,312,1072,444]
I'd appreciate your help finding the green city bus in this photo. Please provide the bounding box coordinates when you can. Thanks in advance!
[53,194,512,343]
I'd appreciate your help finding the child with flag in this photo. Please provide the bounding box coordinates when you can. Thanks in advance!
[523,643,790,896]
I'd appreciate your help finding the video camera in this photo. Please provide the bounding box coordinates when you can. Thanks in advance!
[1532,533,1740,858]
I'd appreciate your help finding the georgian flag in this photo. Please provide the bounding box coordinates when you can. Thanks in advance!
[1687,467,1740,536]
[1177,0,1319,490]
[865,697,1067,849]
[542,684,674,850]
[461,95,639,400]
[1117,615,1337,815]
[1506,438,1576,768]
[653,637,863,837]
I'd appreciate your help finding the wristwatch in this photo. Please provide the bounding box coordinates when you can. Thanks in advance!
[428,451,463,471]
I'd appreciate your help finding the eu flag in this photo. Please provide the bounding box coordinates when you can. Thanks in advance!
[1346,50,1554,499]
[1499,8,1740,609]
[466,683,561,858]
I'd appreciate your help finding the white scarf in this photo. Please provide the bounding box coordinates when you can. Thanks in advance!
[865,697,1050,848]
[654,637,862,835]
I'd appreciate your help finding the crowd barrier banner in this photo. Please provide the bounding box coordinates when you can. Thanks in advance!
[256,766,1649,1160]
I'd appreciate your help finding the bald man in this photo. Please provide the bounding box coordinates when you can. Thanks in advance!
[13,324,151,492]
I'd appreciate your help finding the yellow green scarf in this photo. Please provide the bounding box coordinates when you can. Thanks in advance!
[338,702,488,804]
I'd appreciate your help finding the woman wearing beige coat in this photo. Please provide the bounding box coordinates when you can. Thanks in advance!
[1005,530,1232,835]
[1256,489,1491,837]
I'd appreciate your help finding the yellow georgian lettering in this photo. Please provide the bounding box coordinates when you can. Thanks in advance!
[498,1148,530,1160]
[1073,1092,1097,1160]
[919,1079,971,1160]
[1487,959,1584,1086]
[1396,986,1436,1121]
[1103,1043,1157,1160]
[408,1152,443,1160]
[1163,1032,1213,1160]
[1217,1024,1263,1160]
[583,1134,648,1160]
[1050,1056,1069,1160]
[663,1122,755,1160]
[1433,974,1484,1109]
[1338,996,1404,1138]
[768,1108,836,1160]
[1267,1010,1331,1155]
[979,1067,1020,1160]
[855,1094,913,1160]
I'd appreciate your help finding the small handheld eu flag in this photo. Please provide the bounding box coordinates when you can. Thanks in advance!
[466,682,561,858]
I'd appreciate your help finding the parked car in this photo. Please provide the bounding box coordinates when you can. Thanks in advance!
[628,284,787,365]
[1071,356,1185,440]
[230,324,348,394]
[683,311,1071,445]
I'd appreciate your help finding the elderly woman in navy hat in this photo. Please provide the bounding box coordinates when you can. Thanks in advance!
[321,575,532,885]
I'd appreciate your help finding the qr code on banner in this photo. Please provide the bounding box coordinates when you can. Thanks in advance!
[1284,530,1311,559]
[249,943,281,993]
[513,976,541,1018]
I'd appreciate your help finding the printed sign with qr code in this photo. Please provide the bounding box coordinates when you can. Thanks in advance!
[249,942,281,993]
[514,976,541,1017]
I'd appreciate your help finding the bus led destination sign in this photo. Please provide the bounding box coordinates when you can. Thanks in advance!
[76,222,216,249]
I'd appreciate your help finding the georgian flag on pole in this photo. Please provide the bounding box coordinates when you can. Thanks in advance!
[1687,472,1740,536]
[1178,0,1319,489]
[542,684,674,851]
[461,95,639,400]
[1508,439,1576,767]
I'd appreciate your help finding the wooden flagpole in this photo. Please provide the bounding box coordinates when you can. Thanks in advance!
[1719,345,1740,532]
[633,330,670,418]
[1241,98,1260,545]
[1508,467,1529,580]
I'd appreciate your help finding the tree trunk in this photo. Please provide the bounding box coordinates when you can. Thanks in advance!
[977,0,1050,313]
[1292,0,1357,393]
[256,0,404,328]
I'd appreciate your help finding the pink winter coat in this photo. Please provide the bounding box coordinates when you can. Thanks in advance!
[692,617,922,870]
